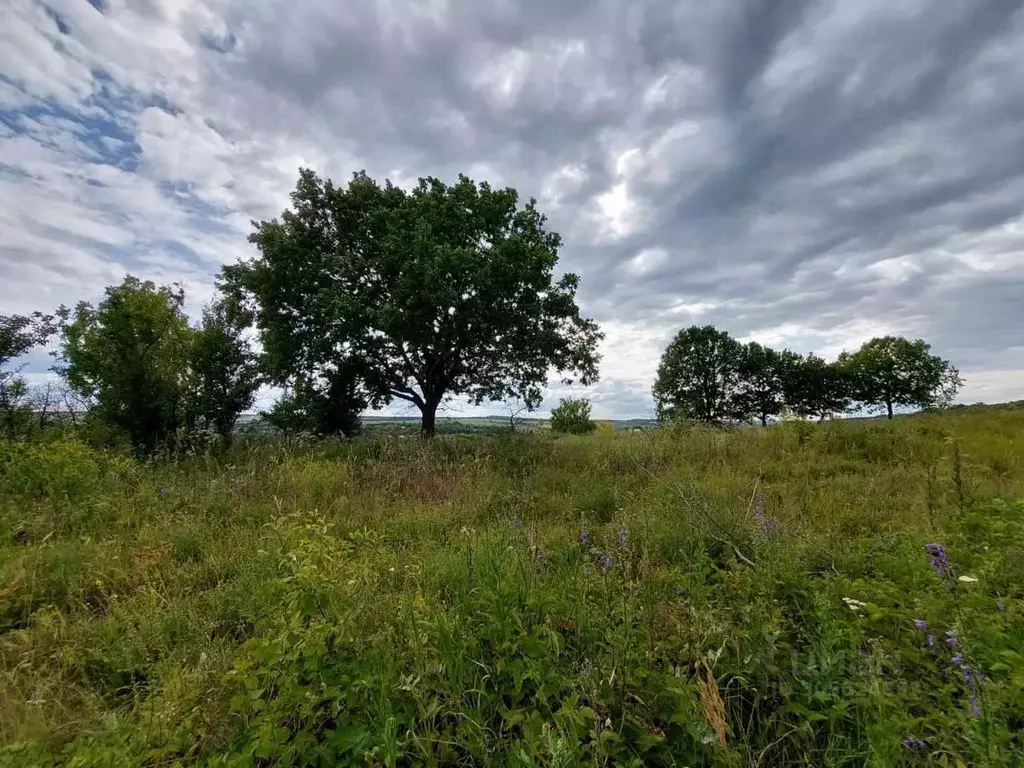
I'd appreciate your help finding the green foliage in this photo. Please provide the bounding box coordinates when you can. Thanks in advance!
[222,168,603,436]
[653,325,747,424]
[549,397,597,434]
[2,408,1024,765]
[262,363,366,438]
[841,336,963,419]
[56,276,194,452]
[0,436,101,499]
[188,299,262,440]
[0,313,56,440]
[786,352,853,421]
[737,342,800,427]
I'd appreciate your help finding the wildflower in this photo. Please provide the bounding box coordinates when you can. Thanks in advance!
[996,599,1006,612]
[945,630,960,647]
[578,528,590,548]
[957,575,978,583]
[926,634,937,651]
[530,545,546,563]
[951,654,964,667]
[618,527,628,548]
[968,694,981,718]
[158,487,168,496]
[752,487,776,535]
[596,551,614,574]
[913,619,927,632]
[903,737,927,751]
[842,597,867,612]
[512,519,521,530]
[925,543,955,584]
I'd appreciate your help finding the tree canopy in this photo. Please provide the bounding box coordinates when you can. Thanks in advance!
[738,342,800,427]
[56,276,262,451]
[549,397,597,434]
[188,299,262,441]
[57,277,194,451]
[652,325,746,424]
[785,353,852,421]
[0,313,57,438]
[223,169,603,436]
[840,336,963,419]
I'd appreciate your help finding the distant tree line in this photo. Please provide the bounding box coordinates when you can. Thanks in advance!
[653,325,963,426]
[0,169,965,452]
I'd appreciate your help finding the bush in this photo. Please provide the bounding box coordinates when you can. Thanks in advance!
[0,437,102,499]
[549,397,597,435]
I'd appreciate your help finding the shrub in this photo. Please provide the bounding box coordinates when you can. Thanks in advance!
[0,437,101,499]
[549,397,597,435]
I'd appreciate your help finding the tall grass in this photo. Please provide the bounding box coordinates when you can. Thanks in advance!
[1,409,1023,766]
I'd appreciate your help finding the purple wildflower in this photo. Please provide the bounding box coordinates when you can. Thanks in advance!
[512,519,521,530]
[925,543,955,584]
[945,629,960,647]
[903,738,927,751]
[913,619,927,632]
[996,600,1006,612]
[158,487,168,496]
[752,487,777,535]
[596,551,614,574]
[968,695,981,718]
[962,666,978,687]
[618,527,628,548]
[926,634,937,651]
[951,654,964,667]
[578,528,590,548]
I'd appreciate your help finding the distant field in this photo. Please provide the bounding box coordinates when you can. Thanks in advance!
[2,409,1023,765]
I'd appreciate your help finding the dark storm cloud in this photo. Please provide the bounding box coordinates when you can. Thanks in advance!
[206,0,1024,378]
[5,0,1023,413]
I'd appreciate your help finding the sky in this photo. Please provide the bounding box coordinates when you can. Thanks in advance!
[2,0,1023,419]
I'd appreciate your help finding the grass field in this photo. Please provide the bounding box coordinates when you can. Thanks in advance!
[1,409,1023,766]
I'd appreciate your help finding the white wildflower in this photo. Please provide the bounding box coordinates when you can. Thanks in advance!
[842,597,868,612]
[958,575,978,583]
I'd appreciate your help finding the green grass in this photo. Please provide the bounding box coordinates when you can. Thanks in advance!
[1,410,1024,766]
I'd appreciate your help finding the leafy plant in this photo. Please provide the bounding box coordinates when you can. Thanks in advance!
[549,397,597,434]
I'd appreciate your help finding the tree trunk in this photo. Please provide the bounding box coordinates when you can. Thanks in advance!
[420,400,438,438]
[886,401,893,420]
[760,414,768,428]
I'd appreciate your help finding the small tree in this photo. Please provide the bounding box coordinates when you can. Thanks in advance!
[263,364,368,438]
[223,168,603,437]
[0,313,56,438]
[737,342,800,427]
[504,392,530,431]
[549,397,596,434]
[840,336,963,419]
[188,299,262,441]
[56,276,194,452]
[785,353,852,421]
[653,325,747,425]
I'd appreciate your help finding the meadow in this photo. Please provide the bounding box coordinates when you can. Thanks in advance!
[1,409,1023,766]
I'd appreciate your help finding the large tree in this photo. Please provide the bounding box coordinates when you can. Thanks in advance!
[840,336,962,419]
[737,342,800,427]
[222,169,602,436]
[56,277,195,451]
[652,325,747,425]
[785,353,852,421]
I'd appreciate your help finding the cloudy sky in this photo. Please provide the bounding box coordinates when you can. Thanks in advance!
[3,0,1023,418]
